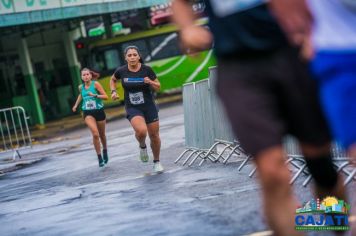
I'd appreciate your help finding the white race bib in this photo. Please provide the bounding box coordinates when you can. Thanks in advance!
[129,92,145,105]
[85,100,97,110]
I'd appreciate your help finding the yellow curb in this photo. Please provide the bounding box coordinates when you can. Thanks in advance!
[35,124,46,130]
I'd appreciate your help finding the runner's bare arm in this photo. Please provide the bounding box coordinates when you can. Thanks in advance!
[93,82,108,100]
[110,75,119,100]
[72,86,82,112]
[144,77,160,92]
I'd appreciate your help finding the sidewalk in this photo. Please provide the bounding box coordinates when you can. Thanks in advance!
[30,93,182,143]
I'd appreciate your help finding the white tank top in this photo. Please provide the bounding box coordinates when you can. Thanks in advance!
[308,0,356,51]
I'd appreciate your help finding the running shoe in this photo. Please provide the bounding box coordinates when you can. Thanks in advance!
[140,147,149,162]
[103,150,109,164]
[153,162,164,173]
[98,156,105,167]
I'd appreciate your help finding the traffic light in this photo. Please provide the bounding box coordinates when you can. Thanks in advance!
[75,42,84,49]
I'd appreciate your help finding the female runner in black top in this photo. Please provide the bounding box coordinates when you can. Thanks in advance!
[110,46,164,173]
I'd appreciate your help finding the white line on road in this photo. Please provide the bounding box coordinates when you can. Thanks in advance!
[245,230,273,236]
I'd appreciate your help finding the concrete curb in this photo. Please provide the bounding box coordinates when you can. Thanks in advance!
[0,158,44,174]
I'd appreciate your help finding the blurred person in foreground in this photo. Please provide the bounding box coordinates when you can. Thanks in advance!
[172,0,346,235]
[273,0,356,161]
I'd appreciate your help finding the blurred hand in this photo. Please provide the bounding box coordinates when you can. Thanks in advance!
[143,77,151,84]
[111,92,119,100]
[72,106,77,112]
[88,92,95,97]
[180,25,213,52]
[300,34,314,61]
[269,0,313,46]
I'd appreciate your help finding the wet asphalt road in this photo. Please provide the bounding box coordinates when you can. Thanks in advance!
[0,103,355,236]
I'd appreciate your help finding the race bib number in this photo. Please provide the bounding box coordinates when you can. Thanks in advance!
[129,92,145,105]
[210,0,267,17]
[85,100,97,110]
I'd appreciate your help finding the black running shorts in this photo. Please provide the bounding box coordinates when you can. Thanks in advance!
[126,103,159,124]
[216,47,331,157]
[83,109,106,121]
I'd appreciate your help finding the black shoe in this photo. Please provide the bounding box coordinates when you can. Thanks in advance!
[103,150,109,164]
[98,156,105,167]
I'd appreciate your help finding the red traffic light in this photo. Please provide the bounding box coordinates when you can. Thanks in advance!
[76,42,84,49]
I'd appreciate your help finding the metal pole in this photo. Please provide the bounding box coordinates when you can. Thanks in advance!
[16,108,26,146]
[10,108,19,148]
[4,111,13,149]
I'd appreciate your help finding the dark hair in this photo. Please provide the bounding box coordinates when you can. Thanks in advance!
[124,45,144,64]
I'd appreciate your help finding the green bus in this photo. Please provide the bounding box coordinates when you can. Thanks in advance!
[83,20,216,106]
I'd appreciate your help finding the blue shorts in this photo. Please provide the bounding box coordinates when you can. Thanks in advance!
[311,51,356,149]
[125,103,159,124]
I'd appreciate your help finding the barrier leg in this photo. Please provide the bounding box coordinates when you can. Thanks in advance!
[198,158,206,166]
[249,167,257,177]
[175,149,193,163]
[201,141,221,159]
[188,151,206,166]
[237,155,252,171]
[12,149,22,160]
[302,175,313,187]
[182,150,200,166]
[289,163,307,185]
[222,145,242,164]
[344,169,356,186]
[214,144,232,163]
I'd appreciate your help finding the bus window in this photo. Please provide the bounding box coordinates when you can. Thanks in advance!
[121,40,149,62]
[91,52,106,72]
[147,33,180,61]
[105,49,121,70]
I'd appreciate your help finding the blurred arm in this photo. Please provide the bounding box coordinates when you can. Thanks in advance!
[171,0,213,51]
[171,0,196,29]
[269,0,313,46]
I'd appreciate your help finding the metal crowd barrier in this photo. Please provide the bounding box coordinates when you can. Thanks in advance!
[289,139,356,186]
[247,136,356,187]
[177,66,355,186]
[175,67,251,169]
[0,106,32,160]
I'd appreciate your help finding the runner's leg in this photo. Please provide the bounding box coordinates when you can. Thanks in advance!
[85,115,104,166]
[254,146,302,236]
[97,119,108,163]
[85,116,101,154]
[147,120,160,161]
[130,116,147,148]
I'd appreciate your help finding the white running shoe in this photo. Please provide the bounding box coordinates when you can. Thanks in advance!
[153,162,164,173]
[140,147,149,162]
